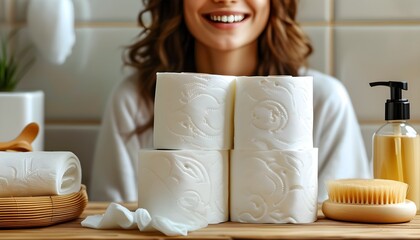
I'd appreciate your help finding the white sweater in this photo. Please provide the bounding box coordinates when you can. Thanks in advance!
[89,69,372,202]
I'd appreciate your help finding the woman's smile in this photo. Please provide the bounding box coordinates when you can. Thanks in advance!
[184,0,269,51]
[208,14,246,23]
[202,11,249,29]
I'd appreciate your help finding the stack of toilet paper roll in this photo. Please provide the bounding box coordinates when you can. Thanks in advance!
[232,76,318,223]
[139,73,317,230]
[138,73,233,230]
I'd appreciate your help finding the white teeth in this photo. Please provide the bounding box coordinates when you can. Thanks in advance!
[234,15,242,22]
[228,15,234,23]
[209,14,245,23]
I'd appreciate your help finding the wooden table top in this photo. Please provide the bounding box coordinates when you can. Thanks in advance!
[1,202,420,239]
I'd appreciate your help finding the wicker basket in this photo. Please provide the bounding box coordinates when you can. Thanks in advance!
[0,185,88,228]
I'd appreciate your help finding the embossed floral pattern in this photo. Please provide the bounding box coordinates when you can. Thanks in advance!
[231,149,318,223]
[138,150,228,226]
[235,76,313,150]
[154,73,235,150]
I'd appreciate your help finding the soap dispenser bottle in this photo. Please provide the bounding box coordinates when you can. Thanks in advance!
[370,81,420,211]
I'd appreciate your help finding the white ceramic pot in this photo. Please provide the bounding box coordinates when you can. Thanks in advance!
[0,91,44,150]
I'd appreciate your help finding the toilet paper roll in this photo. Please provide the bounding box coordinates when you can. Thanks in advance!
[138,149,229,226]
[230,148,318,223]
[154,72,236,150]
[0,151,82,197]
[234,76,313,150]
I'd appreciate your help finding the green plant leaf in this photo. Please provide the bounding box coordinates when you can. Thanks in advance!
[0,30,35,92]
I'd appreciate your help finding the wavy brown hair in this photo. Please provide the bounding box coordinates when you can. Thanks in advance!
[125,0,313,133]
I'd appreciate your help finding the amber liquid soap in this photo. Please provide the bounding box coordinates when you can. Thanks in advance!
[373,133,420,211]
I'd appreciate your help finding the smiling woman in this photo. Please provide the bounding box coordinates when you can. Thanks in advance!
[89,0,371,203]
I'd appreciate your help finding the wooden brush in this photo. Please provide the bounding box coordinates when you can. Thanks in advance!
[322,178,417,223]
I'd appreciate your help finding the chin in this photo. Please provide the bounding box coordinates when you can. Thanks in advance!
[210,40,244,52]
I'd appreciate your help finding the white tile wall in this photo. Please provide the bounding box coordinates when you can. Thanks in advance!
[72,0,142,22]
[297,0,330,22]
[303,26,331,74]
[14,0,143,22]
[18,28,137,120]
[334,26,420,121]
[2,0,420,189]
[335,0,420,21]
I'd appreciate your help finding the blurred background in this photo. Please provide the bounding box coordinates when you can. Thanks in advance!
[1,0,420,188]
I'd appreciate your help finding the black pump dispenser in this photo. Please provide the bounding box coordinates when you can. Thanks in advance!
[370,81,410,121]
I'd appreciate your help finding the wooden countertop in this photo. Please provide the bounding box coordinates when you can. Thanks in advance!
[1,202,420,239]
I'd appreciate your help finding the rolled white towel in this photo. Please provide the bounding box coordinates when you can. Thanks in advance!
[0,151,82,197]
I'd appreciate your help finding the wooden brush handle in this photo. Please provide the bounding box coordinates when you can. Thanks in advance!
[322,199,416,223]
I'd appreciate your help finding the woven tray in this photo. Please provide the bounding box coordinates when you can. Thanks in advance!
[0,185,88,228]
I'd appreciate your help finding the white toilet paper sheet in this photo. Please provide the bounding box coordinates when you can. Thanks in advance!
[234,76,313,150]
[81,202,194,236]
[230,148,318,223]
[0,151,82,197]
[138,149,229,225]
[153,72,236,150]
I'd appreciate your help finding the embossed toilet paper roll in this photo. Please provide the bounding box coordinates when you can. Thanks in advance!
[154,72,236,150]
[234,76,313,150]
[0,151,82,197]
[230,148,318,223]
[138,149,229,226]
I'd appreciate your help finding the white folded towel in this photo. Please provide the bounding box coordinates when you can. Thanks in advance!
[0,151,82,197]
[27,0,75,65]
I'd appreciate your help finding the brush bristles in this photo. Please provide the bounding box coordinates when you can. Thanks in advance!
[327,179,408,204]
